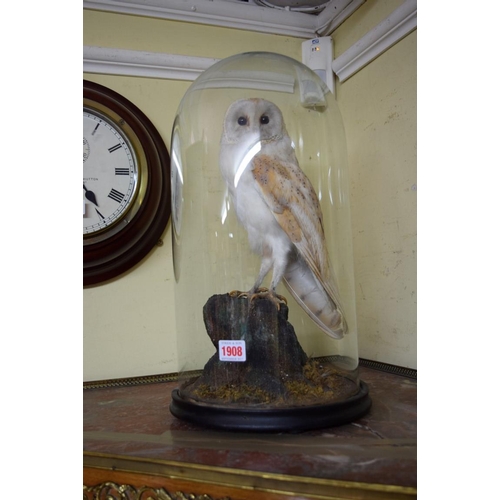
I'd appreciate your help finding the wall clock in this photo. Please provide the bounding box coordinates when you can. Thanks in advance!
[83,80,171,286]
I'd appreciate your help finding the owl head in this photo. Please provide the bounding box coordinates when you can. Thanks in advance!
[221,98,287,145]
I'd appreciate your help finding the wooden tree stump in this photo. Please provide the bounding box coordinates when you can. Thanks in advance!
[179,293,358,407]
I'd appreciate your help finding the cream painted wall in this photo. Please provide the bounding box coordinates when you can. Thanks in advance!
[333,1,417,369]
[83,1,417,381]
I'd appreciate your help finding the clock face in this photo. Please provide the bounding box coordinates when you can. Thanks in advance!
[83,108,139,237]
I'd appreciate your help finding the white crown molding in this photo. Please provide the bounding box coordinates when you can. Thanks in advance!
[83,46,219,81]
[331,0,417,82]
[83,47,297,96]
[83,0,416,84]
[83,0,364,38]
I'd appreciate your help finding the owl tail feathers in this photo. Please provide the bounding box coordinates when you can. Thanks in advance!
[283,259,347,340]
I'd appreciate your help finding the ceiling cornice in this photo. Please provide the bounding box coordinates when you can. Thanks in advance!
[83,45,218,81]
[331,0,417,82]
[83,0,417,84]
[83,0,365,38]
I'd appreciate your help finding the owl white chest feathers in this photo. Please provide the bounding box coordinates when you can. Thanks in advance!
[219,98,347,339]
[225,140,294,258]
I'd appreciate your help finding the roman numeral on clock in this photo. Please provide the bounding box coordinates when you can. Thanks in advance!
[108,188,125,203]
[115,168,129,175]
[108,143,122,153]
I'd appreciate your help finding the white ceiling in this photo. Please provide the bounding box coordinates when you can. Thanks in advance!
[227,0,331,14]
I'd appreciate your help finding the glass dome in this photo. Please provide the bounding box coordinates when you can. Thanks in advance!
[169,52,370,431]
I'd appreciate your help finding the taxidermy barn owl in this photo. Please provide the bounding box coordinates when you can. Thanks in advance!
[219,98,347,339]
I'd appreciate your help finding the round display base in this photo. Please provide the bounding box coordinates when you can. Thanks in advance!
[170,381,371,432]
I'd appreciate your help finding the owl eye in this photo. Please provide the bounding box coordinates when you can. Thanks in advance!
[260,115,270,125]
[237,116,247,126]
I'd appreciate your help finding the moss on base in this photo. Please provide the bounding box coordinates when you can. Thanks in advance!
[188,358,358,407]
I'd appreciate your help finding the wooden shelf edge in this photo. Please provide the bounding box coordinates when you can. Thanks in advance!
[84,451,417,500]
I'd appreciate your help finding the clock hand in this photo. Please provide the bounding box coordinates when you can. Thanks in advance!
[83,184,99,207]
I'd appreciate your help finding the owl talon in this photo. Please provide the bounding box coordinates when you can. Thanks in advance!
[229,290,249,299]
[229,290,261,300]
[229,289,286,310]
[250,289,287,310]
[277,294,287,306]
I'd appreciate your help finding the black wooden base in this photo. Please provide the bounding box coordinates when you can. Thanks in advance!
[170,381,371,432]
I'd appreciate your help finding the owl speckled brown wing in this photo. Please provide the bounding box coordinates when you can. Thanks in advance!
[252,154,347,338]
[252,154,325,268]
